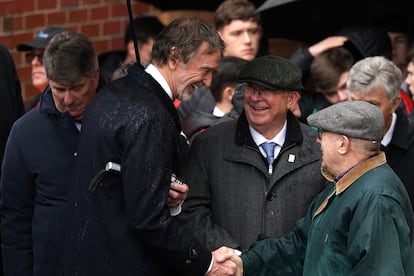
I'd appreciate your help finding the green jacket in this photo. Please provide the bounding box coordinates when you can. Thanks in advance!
[242,152,414,275]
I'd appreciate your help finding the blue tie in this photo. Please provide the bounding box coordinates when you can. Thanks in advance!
[261,142,276,164]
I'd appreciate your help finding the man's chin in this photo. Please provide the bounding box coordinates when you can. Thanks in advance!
[68,111,83,121]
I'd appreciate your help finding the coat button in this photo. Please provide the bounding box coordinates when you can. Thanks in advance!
[266,193,275,201]
[185,260,192,266]
[190,248,198,257]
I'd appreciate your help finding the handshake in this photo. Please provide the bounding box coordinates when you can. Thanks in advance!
[207,246,244,276]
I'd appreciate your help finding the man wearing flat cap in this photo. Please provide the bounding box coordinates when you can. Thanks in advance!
[219,100,414,275]
[179,55,327,252]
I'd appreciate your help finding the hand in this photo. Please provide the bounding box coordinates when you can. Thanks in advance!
[167,176,189,208]
[308,36,348,57]
[207,246,243,276]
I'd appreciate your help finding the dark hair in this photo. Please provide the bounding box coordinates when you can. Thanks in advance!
[407,47,414,64]
[152,16,224,66]
[310,47,354,93]
[214,0,261,31]
[124,16,164,46]
[43,31,98,85]
[210,56,247,102]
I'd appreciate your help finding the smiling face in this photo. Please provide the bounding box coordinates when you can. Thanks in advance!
[218,19,261,61]
[49,73,99,120]
[169,42,222,99]
[243,83,300,139]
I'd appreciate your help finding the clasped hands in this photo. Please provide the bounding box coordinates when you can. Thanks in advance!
[207,246,243,276]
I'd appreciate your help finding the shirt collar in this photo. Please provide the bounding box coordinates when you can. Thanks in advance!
[382,112,396,146]
[145,64,173,100]
[249,120,287,147]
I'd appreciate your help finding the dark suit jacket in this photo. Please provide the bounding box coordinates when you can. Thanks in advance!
[64,64,211,275]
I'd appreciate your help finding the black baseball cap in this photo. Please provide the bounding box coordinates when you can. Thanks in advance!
[17,26,66,51]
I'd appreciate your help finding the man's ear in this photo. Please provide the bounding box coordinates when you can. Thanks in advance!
[338,135,350,155]
[391,95,401,113]
[168,47,180,70]
[287,91,301,106]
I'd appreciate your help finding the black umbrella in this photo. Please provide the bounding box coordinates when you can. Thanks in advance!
[258,0,414,43]
[136,0,265,11]
[136,0,414,43]
[256,0,299,12]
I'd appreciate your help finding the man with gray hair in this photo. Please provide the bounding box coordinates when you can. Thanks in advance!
[347,56,414,209]
[63,17,238,276]
[217,100,414,275]
[179,55,326,253]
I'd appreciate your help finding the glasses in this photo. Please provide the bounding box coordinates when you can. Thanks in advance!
[242,83,284,99]
[25,50,44,64]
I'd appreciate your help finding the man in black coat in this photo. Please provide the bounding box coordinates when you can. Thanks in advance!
[347,56,414,210]
[0,43,24,276]
[0,44,24,176]
[64,17,236,275]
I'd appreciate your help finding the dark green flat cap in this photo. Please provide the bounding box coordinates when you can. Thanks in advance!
[239,55,303,91]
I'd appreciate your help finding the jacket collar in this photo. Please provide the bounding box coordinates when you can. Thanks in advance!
[39,86,59,115]
[128,63,181,132]
[321,152,387,194]
[313,152,386,218]
[387,107,414,150]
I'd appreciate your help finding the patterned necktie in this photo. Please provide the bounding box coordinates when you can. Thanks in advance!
[261,142,276,164]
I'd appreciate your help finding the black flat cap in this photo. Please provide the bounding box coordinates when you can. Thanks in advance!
[307,101,384,142]
[239,55,303,91]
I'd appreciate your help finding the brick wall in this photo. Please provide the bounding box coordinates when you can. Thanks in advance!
[0,0,158,106]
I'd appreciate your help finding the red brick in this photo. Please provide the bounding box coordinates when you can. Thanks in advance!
[83,0,101,4]
[0,1,16,16]
[0,37,13,48]
[103,21,122,35]
[14,0,35,13]
[91,6,109,20]
[111,37,125,50]
[81,24,100,38]
[46,11,68,26]
[69,9,88,22]
[39,0,58,10]
[25,14,47,29]
[132,2,153,14]
[13,32,36,50]
[112,3,128,17]
[10,17,24,32]
[61,0,79,8]
[93,39,111,54]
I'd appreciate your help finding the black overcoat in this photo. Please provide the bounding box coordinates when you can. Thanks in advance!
[64,64,211,275]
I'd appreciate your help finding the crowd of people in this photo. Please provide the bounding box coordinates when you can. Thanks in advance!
[1,0,414,275]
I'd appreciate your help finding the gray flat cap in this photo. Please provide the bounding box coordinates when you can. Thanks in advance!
[239,55,303,91]
[307,101,384,142]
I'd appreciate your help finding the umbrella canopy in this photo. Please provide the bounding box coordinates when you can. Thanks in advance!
[256,0,299,12]
[137,0,265,11]
[137,0,414,43]
[258,0,414,42]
